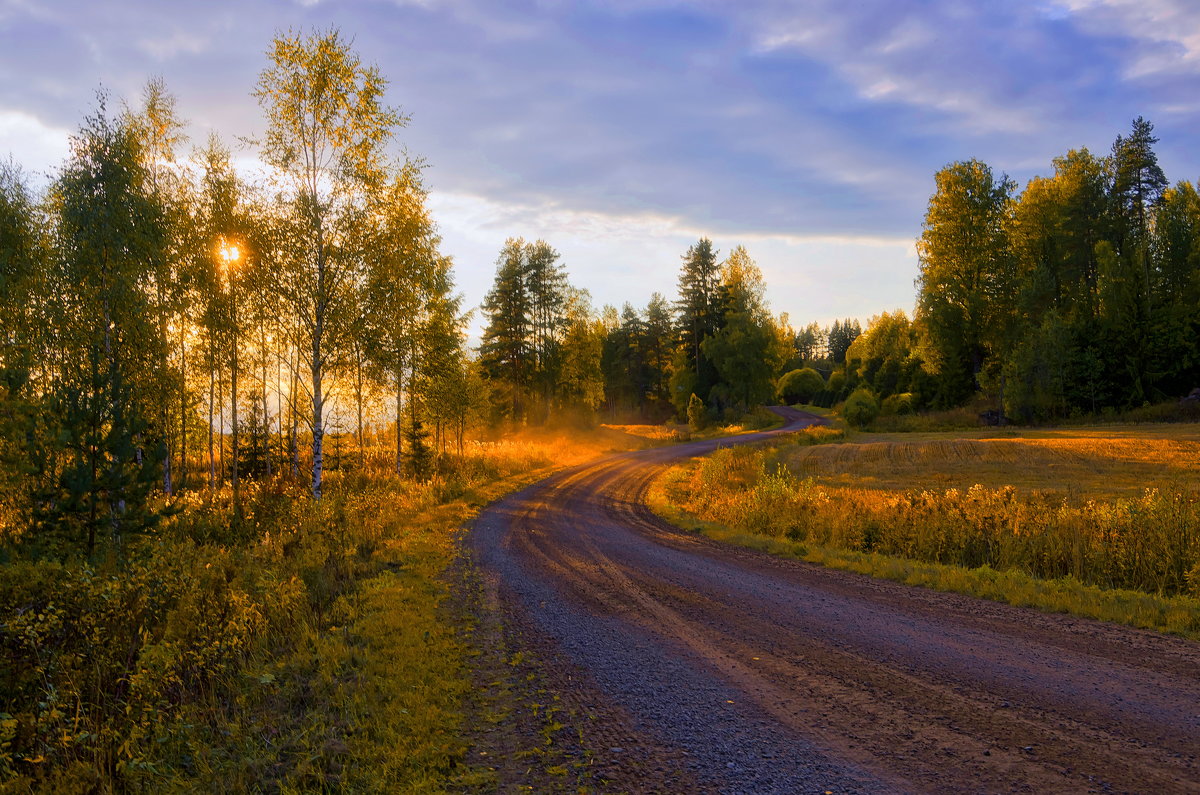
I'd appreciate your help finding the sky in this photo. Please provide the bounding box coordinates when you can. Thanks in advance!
[3,0,1200,337]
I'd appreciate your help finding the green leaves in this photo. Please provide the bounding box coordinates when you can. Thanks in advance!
[255,29,411,498]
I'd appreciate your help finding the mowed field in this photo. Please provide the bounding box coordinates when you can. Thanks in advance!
[783,424,1200,500]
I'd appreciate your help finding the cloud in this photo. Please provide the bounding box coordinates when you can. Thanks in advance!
[3,0,1198,329]
[429,189,917,337]
[742,2,1064,135]
[0,108,70,180]
[138,30,212,61]
[1056,0,1200,78]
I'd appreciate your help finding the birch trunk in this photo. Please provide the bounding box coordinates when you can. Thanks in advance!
[311,308,324,499]
[395,366,403,475]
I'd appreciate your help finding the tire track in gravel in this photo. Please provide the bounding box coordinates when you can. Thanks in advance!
[468,408,1200,794]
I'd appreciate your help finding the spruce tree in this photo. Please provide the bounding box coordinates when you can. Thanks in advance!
[47,98,168,557]
[480,238,532,421]
[673,238,721,411]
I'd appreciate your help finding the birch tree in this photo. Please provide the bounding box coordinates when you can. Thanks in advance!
[363,162,446,473]
[127,77,189,494]
[255,28,404,498]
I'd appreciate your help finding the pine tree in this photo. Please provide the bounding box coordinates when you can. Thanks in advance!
[826,319,861,365]
[525,239,567,418]
[404,416,433,479]
[236,392,273,480]
[1111,117,1168,252]
[702,246,780,411]
[643,293,674,412]
[46,96,168,557]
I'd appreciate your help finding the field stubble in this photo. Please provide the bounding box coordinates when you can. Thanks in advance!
[787,424,1200,500]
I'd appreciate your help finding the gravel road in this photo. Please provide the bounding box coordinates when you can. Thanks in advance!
[468,408,1200,793]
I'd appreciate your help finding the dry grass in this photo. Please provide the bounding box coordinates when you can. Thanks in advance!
[651,422,1200,638]
[785,424,1200,500]
[600,423,688,443]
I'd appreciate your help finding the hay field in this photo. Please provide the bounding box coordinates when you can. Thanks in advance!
[782,425,1200,500]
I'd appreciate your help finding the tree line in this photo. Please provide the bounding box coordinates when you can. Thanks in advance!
[477,236,808,427]
[784,117,1200,424]
[917,116,1199,419]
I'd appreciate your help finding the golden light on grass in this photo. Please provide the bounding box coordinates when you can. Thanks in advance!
[783,425,1200,500]
[651,425,1200,634]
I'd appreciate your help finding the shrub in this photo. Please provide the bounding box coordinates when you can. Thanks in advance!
[881,392,915,416]
[687,393,707,431]
[777,368,826,405]
[827,370,846,398]
[842,387,879,428]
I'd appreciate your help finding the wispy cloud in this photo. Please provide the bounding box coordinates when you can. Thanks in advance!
[1,0,1197,324]
[137,30,212,61]
[742,2,1066,134]
[1057,0,1200,78]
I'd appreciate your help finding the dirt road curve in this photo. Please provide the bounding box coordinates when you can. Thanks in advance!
[469,408,1200,793]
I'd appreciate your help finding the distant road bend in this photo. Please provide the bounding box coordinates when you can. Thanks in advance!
[470,408,1200,793]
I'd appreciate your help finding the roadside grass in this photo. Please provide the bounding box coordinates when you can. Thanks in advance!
[648,424,1200,640]
[600,423,688,443]
[690,405,787,438]
[0,426,651,793]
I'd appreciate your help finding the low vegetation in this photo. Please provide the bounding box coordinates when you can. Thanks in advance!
[0,428,658,792]
[651,423,1200,638]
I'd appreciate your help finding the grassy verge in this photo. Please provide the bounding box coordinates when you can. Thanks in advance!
[674,405,787,440]
[0,426,658,793]
[647,442,1200,641]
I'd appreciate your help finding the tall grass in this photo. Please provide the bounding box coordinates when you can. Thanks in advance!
[785,424,1200,499]
[665,444,1200,596]
[655,440,1200,636]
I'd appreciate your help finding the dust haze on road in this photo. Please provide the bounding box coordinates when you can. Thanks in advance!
[468,408,1200,793]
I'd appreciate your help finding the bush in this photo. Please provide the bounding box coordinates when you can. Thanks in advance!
[842,387,879,428]
[777,368,826,405]
[827,370,846,398]
[881,392,915,416]
[687,393,707,431]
